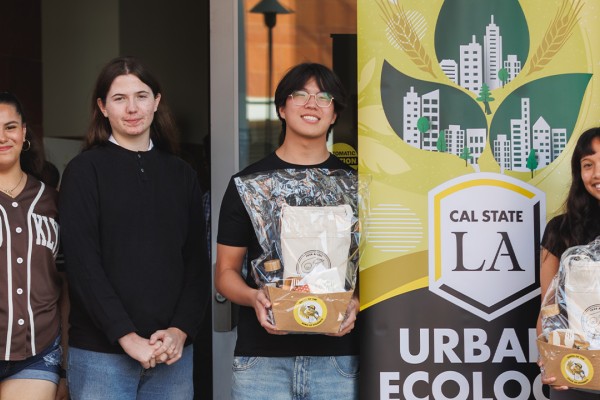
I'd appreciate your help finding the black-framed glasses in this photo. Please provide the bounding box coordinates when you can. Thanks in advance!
[288,90,334,108]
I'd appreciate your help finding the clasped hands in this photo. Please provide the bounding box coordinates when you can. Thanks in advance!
[118,327,187,369]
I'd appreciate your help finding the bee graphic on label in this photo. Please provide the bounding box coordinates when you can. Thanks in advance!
[294,297,327,328]
[300,304,320,322]
[567,360,586,381]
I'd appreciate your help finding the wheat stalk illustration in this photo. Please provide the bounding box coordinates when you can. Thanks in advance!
[527,0,583,75]
[377,0,436,78]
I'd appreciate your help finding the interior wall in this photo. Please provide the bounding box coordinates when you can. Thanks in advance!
[119,0,210,145]
[0,0,42,135]
[42,0,209,146]
[41,0,210,191]
[41,0,120,139]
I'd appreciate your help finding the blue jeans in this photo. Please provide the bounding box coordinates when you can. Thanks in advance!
[0,335,62,384]
[231,356,358,400]
[67,345,193,400]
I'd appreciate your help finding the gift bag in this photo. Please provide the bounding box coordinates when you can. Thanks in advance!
[564,258,600,349]
[234,168,366,333]
[280,204,352,290]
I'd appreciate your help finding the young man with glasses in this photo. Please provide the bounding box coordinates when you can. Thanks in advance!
[216,63,359,399]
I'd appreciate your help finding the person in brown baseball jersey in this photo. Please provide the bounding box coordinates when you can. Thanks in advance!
[0,92,65,400]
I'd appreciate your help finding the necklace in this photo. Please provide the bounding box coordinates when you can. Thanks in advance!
[0,172,24,197]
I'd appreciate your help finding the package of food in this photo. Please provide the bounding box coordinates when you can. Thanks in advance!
[537,238,600,390]
[235,168,364,333]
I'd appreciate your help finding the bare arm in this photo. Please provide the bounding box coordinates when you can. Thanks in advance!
[215,244,255,307]
[215,244,283,334]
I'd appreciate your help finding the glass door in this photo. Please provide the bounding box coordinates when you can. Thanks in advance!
[210,2,357,398]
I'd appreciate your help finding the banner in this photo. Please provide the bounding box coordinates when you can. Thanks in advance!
[358,0,599,399]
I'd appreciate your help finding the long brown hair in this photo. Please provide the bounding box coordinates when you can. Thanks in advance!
[84,56,180,154]
[545,127,600,256]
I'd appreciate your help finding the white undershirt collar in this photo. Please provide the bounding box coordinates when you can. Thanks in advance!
[109,135,154,151]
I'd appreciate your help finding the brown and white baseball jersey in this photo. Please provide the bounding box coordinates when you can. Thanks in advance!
[0,175,60,361]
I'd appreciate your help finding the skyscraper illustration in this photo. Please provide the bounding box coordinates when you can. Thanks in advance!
[484,15,503,90]
[421,90,440,151]
[494,134,512,173]
[552,129,567,160]
[467,128,486,164]
[510,98,530,171]
[460,36,483,94]
[504,55,521,83]
[532,117,551,167]
[445,125,465,156]
[440,60,459,84]
[403,87,421,148]
[402,87,440,150]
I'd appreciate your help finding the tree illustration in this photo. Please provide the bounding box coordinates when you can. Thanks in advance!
[436,130,447,152]
[498,68,509,87]
[527,148,538,178]
[459,146,471,166]
[476,83,494,115]
[416,116,430,149]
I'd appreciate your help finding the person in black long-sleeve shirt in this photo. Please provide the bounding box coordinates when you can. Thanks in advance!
[59,56,209,400]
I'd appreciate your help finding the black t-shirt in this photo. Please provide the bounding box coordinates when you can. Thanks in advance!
[541,215,565,257]
[217,152,359,357]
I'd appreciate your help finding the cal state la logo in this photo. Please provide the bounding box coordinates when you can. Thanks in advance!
[428,173,545,321]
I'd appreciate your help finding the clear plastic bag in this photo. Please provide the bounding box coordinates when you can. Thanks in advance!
[234,168,361,333]
[537,238,600,389]
[540,238,600,350]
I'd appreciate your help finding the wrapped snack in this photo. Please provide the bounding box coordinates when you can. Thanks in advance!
[234,168,362,333]
[537,237,600,389]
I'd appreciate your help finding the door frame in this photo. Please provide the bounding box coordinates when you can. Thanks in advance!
[209,1,239,399]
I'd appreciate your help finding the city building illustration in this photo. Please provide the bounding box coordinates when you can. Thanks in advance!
[492,97,568,172]
[439,60,458,84]
[402,87,485,164]
[443,15,522,94]
[504,55,521,82]
[459,36,483,93]
[401,86,569,172]
[379,1,590,179]
[484,16,503,90]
